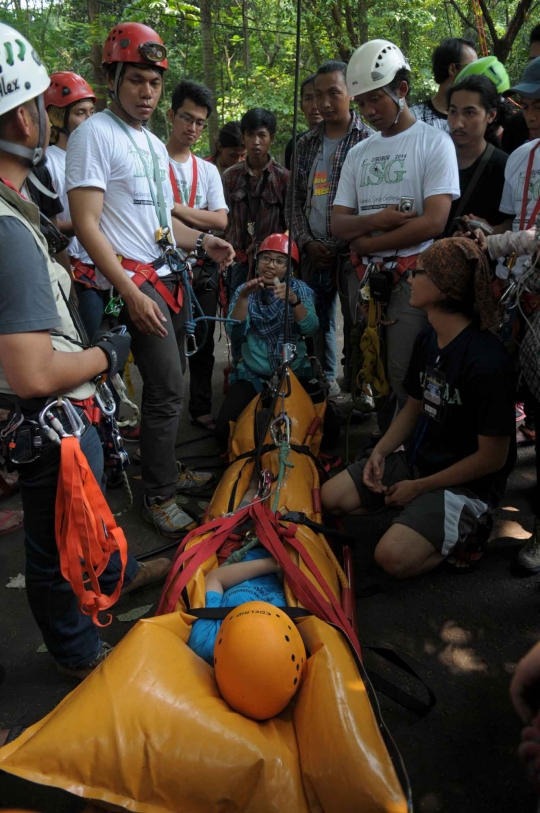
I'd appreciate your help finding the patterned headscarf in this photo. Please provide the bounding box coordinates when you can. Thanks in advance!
[418,237,498,332]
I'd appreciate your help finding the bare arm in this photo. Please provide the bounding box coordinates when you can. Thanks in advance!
[56,219,75,238]
[171,203,227,231]
[351,194,452,255]
[376,397,423,457]
[492,217,513,236]
[0,332,107,400]
[170,217,235,270]
[205,557,280,596]
[331,204,417,241]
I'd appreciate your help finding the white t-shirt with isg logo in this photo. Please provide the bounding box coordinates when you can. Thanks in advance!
[66,111,175,278]
[499,139,540,277]
[169,153,227,212]
[334,120,460,257]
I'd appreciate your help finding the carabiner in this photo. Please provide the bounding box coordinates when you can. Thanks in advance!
[270,413,291,445]
[38,398,85,443]
[94,380,117,417]
[184,331,198,357]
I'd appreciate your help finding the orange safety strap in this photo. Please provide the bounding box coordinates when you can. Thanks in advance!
[119,257,183,313]
[169,153,198,208]
[55,436,128,627]
[70,257,99,291]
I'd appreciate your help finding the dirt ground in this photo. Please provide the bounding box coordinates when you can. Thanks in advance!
[1,327,539,813]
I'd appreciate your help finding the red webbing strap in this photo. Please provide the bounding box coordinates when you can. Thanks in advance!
[169,154,198,208]
[120,258,183,313]
[251,501,361,657]
[70,257,99,291]
[520,140,540,231]
[156,507,252,615]
[55,436,128,627]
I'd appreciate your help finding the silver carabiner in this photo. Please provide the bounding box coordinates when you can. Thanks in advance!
[270,413,291,445]
[94,380,116,417]
[184,331,198,357]
[38,398,85,443]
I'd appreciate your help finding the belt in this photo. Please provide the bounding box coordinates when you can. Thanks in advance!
[119,257,184,313]
[70,257,99,291]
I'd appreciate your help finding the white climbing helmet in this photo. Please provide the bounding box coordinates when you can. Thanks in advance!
[346,39,410,97]
[0,23,50,166]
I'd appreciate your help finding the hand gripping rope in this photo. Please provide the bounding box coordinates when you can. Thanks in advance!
[180,258,241,357]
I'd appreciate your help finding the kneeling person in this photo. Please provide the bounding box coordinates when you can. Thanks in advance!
[322,238,515,577]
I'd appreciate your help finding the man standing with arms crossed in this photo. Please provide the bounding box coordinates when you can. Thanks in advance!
[67,23,234,538]
[332,40,459,420]
[287,60,372,395]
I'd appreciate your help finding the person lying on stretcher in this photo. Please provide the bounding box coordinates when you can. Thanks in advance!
[188,549,285,664]
[322,238,516,576]
[215,233,323,449]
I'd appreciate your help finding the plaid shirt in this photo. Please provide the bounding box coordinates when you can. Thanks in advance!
[286,112,373,254]
[410,100,450,133]
[222,157,289,262]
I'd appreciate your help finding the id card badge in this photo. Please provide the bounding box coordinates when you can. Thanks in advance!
[422,365,446,422]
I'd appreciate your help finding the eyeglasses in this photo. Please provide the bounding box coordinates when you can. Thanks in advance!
[175,110,208,130]
[258,255,287,269]
[410,269,427,278]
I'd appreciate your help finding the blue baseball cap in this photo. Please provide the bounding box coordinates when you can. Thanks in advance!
[509,56,540,99]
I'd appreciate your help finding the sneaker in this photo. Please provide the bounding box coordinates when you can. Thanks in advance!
[516,519,540,573]
[121,557,171,596]
[142,494,198,538]
[516,402,526,423]
[57,642,114,681]
[176,461,215,494]
[120,424,140,442]
[328,380,341,398]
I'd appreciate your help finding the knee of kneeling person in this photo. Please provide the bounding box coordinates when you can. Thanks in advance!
[374,536,415,579]
[321,480,342,513]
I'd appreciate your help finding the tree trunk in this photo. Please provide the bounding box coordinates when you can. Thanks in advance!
[87,0,107,111]
[242,0,250,72]
[200,0,218,149]
[478,0,533,63]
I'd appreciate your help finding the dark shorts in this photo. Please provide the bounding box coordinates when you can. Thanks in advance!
[347,452,490,556]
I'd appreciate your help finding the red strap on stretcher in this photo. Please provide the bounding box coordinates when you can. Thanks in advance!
[120,257,183,313]
[169,153,198,208]
[156,500,361,657]
[70,257,99,291]
[353,252,420,283]
[520,140,540,231]
[55,436,128,627]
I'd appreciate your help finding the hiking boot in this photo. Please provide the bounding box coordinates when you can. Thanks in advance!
[328,380,341,398]
[57,642,113,681]
[516,519,540,573]
[142,494,198,538]
[120,424,140,442]
[176,462,215,494]
[121,557,171,596]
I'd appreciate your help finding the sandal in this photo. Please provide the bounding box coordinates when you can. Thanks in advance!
[444,515,493,575]
[190,415,217,431]
[0,509,24,537]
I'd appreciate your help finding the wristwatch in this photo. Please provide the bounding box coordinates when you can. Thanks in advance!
[291,296,302,308]
[195,232,207,257]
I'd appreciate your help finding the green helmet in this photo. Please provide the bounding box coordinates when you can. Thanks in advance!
[455,56,510,94]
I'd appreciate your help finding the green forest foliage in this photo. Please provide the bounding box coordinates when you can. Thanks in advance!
[1,0,538,159]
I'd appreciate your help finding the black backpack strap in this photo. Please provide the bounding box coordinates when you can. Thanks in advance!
[366,645,436,716]
[188,606,312,620]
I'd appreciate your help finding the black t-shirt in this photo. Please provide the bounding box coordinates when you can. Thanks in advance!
[403,324,516,505]
[284,130,308,171]
[501,110,529,155]
[448,145,508,229]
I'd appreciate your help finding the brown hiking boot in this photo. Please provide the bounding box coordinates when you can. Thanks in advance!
[121,557,171,596]
[57,642,114,681]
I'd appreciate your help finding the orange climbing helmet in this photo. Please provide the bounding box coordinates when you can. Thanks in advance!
[45,72,96,109]
[258,233,300,266]
[102,22,168,70]
[213,601,306,720]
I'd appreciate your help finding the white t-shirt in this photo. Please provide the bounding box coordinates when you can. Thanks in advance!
[334,121,460,257]
[169,153,228,212]
[66,111,175,279]
[499,139,540,277]
[46,144,109,290]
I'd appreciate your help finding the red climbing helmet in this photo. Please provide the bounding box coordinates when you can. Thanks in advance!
[45,72,96,109]
[102,22,168,70]
[258,233,300,266]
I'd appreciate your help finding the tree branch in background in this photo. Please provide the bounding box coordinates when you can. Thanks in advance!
[447,0,475,31]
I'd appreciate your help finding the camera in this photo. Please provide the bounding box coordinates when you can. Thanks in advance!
[398,196,415,213]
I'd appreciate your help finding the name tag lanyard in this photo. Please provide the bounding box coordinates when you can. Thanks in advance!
[103,109,172,247]
[169,153,198,208]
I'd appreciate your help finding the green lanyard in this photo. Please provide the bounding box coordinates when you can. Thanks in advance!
[103,109,169,235]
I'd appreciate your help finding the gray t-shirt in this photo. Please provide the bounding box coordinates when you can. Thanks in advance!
[308,134,344,239]
[0,217,60,335]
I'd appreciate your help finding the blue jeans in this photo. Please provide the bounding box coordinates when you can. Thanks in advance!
[313,288,338,382]
[75,285,106,338]
[18,422,139,668]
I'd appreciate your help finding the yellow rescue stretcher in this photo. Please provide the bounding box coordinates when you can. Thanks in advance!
[0,370,413,813]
